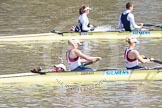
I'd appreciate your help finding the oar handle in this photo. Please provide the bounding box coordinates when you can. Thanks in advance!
[83,58,100,66]
[142,55,162,64]
[83,61,93,66]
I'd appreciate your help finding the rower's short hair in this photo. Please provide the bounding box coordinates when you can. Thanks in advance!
[126,2,133,9]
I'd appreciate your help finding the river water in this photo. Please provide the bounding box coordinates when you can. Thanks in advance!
[0,38,162,107]
[0,0,162,35]
[0,0,162,107]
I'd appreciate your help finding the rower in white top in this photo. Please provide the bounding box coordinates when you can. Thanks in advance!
[71,6,94,32]
[124,36,153,69]
[118,2,143,31]
[66,39,101,71]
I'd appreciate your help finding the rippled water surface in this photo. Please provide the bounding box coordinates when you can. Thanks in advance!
[0,0,162,107]
[0,0,162,35]
[0,38,162,74]
[0,38,162,107]
[1,81,162,108]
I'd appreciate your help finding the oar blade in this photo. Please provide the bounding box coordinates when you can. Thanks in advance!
[160,24,162,29]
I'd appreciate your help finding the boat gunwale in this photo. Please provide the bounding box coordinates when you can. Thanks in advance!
[0,30,161,42]
[0,68,161,79]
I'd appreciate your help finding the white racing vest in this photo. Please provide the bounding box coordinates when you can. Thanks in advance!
[124,48,139,68]
[66,49,81,71]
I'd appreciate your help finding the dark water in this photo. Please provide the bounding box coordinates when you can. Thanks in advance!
[0,0,162,107]
[0,0,162,35]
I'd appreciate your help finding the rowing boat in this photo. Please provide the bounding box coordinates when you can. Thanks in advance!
[0,30,161,42]
[0,69,162,85]
[56,30,162,38]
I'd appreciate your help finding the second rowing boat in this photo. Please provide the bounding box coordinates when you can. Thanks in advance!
[0,30,161,42]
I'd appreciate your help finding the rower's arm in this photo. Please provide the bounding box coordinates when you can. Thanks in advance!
[82,20,91,31]
[81,14,91,31]
[75,49,101,62]
[134,50,150,63]
[128,13,143,29]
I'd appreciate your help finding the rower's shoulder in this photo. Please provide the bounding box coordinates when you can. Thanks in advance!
[127,12,134,17]
[131,49,139,55]
[73,49,81,53]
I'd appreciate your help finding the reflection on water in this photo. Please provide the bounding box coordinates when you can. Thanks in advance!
[1,81,162,107]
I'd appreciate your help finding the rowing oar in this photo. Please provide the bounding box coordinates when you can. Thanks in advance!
[82,58,100,66]
[143,24,162,28]
[51,29,64,35]
[151,59,162,64]
[142,55,162,64]
[51,29,70,35]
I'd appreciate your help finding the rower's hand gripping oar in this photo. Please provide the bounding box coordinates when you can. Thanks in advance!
[143,24,162,28]
[142,55,162,64]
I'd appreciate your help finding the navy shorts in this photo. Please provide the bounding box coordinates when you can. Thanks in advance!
[127,65,145,70]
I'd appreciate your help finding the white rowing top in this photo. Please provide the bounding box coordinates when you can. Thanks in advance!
[78,13,91,31]
[124,47,139,68]
[66,49,81,71]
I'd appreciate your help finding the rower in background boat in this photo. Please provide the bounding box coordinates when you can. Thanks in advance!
[71,6,94,32]
[118,2,143,31]
[124,36,154,69]
[66,39,101,71]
